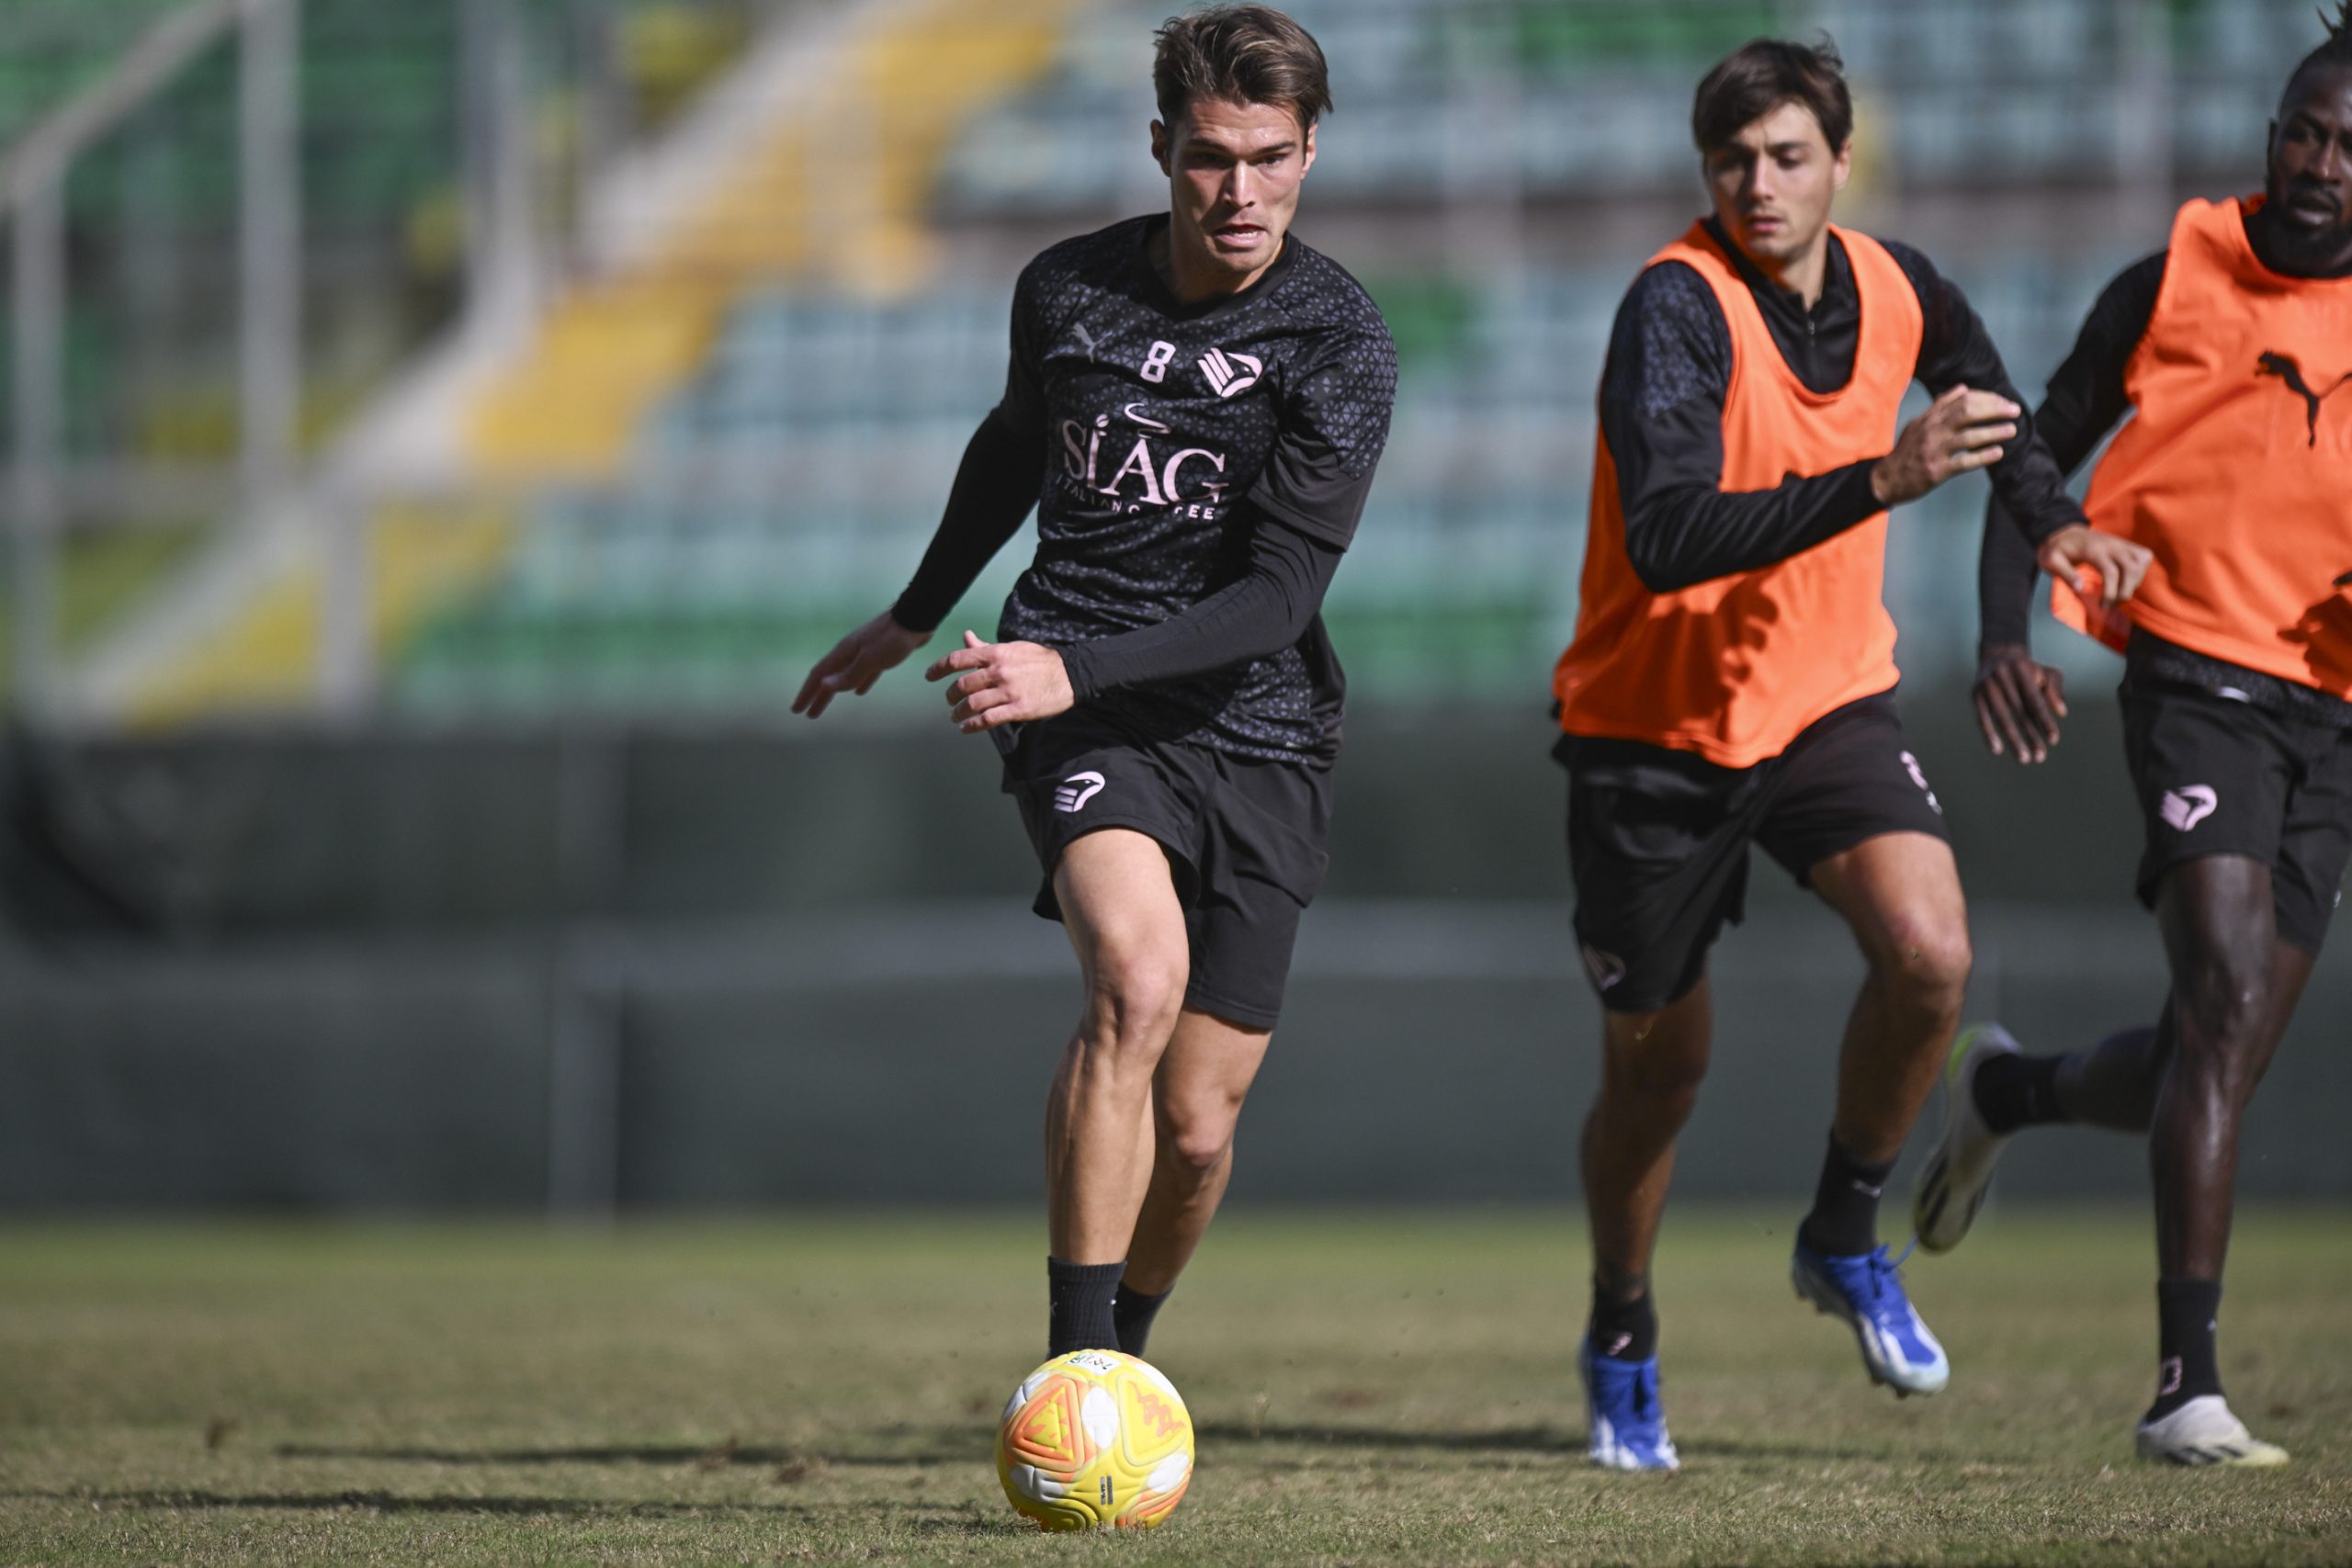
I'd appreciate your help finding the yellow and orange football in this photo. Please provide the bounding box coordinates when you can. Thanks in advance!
[994,1348,1194,1530]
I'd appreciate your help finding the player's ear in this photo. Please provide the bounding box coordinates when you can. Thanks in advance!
[1150,118,1171,176]
[1830,137,1853,194]
[1298,118,1317,177]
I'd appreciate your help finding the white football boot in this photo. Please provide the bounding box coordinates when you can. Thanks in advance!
[2135,1395,2290,1468]
[1912,1023,2021,1253]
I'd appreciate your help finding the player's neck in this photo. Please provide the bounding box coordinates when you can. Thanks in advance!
[1153,220,1282,304]
[1747,233,1832,309]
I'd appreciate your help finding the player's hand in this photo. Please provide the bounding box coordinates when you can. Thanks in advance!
[1973,642,2068,764]
[792,611,930,719]
[2037,524,2151,615]
[1871,387,2020,507]
[927,631,1074,733]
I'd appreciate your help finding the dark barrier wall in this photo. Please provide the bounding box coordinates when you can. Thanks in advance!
[2,688,2346,1208]
[0,682,2154,931]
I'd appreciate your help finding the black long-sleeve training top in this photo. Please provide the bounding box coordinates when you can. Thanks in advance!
[890,215,1396,761]
[1600,215,2083,594]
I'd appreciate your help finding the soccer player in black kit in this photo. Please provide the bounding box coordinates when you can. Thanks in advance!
[793,6,1395,1364]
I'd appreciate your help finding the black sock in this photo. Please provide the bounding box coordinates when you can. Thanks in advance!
[1973,1051,2071,1134]
[1798,1134,1896,1257]
[1588,1279,1658,1362]
[2149,1277,2223,1420]
[1112,1280,1171,1359]
[1046,1258,1124,1357]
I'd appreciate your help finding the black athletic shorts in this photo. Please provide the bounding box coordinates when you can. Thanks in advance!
[999,712,1333,1031]
[1559,690,1949,1013]
[2120,665,2352,954]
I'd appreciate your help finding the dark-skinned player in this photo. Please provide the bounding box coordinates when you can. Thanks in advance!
[1919,3,2352,1470]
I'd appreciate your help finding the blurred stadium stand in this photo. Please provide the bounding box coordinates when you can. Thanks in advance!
[2,0,2346,1210]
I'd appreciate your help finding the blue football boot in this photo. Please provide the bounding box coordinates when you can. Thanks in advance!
[1791,1239,1950,1396]
[1578,1336,1680,1471]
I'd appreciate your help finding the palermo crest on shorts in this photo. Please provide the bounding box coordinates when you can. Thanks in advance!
[1579,942,1628,993]
[2161,784,2218,832]
[1054,772,1107,814]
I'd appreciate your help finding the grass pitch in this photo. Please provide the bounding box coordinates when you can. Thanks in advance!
[0,1209,2347,1566]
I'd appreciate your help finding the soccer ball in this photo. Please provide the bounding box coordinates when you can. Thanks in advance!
[994,1348,1194,1530]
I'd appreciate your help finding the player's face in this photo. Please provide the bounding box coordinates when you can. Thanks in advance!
[2265,62,2352,270]
[1702,100,1850,272]
[1151,96,1317,293]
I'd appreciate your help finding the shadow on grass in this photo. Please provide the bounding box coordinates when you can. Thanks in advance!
[273,1435,992,1469]
[272,1424,1927,1472]
[13,1489,979,1521]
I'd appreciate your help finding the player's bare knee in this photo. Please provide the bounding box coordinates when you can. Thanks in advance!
[1603,1026,1709,1105]
[2175,953,2268,1055]
[1871,916,1972,1013]
[1159,1116,1235,1176]
[1082,949,1190,1055]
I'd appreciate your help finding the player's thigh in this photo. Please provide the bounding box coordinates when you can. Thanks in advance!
[1055,829,1193,1000]
[1564,747,1755,1014]
[1807,830,1971,976]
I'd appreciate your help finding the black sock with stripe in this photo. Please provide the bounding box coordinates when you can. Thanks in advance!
[1973,1046,2086,1134]
[1046,1258,1125,1358]
[2147,1277,2223,1421]
[1588,1280,1658,1363]
[1113,1280,1170,1359]
[1798,1134,1896,1258]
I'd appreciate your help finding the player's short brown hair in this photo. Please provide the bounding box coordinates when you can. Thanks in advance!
[1153,5,1332,134]
[1690,36,1853,155]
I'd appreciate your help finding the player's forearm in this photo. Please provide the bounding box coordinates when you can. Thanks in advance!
[890,412,1044,634]
[1978,415,2086,546]
[1622,460,1883,592]
[1909,278,2086,547]
[1977,494,2045,650]
[1972,272,2149,650]
[1058,521,1340,700]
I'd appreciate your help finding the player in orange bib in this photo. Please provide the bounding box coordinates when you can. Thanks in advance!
[1554,39,2151,1472]
[1920,6,2352,1470]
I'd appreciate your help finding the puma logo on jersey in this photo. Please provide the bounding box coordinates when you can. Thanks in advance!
[2161,784,2218,832]
[1069,320,1098,361]
[1198,345,1262,398]
[2256,351,2352,446]
[1054,771,1106,813]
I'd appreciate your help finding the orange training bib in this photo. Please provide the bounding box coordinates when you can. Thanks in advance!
[1553,222,1922,768]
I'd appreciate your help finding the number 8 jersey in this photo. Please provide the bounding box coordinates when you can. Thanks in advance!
[994,215,1396,762]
